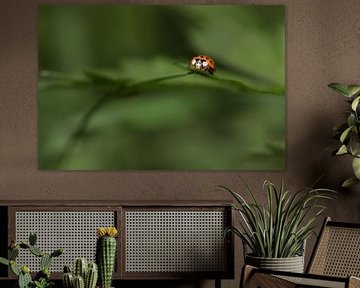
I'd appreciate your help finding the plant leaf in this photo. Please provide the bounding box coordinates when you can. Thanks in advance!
[328,83,351,97]
[342,177,360,188]
[351,96,360,111]
[340,126,353,143]
[336,145,348,155]
[352,157,360,179]
[0,257,9,266]
[348,85,360,97]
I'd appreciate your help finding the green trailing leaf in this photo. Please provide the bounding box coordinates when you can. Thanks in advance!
[10,260,20,276]
[352,157,360,180]
[0,257,9,266]
[336,145,348,155]
[351,96,360,111]
[342,177,360,188]
[348,85,360,97]
[340,126,353,143]
[328,83,351,97]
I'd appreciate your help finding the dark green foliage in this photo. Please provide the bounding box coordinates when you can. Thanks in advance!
[32,278,54,288]
[96,236,116,288]
[29,233,37,246]
[35,268,51,281]
[329,83,360,187]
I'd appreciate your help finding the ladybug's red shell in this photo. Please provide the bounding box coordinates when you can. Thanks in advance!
[189,55,216,74]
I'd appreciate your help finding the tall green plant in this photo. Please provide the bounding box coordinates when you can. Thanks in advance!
[328,83,360,187]
[221,179,334,258]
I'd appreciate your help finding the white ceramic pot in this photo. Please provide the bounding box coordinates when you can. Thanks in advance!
[245,254,305,273]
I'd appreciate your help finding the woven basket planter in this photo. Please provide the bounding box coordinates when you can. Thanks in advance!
[245,254,305,273]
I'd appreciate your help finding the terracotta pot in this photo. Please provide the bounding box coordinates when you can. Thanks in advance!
[245,254,305,273]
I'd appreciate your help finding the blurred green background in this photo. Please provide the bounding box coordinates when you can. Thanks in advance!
[38,5,285,170]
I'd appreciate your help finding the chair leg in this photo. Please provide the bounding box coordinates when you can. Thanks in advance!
[240,265,255,288]
[240,265,296,288]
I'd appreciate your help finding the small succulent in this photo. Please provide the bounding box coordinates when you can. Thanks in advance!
[329,83,360,187]
[0,232,63,288]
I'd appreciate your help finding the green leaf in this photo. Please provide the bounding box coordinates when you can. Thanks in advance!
[328,83,351,97]
[348,85,360,97]
[0,257,9,266]
[336,144,348,155]
[352,96,360,111]
[347,114,356,128]
[340,126,353,143]
[10,261,20,276]
[342,177,360,188]
[352,157,360,179]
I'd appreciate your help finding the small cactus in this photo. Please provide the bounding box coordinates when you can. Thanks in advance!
[85,263,98,288]
[74,275,85,288]
[0,232,63,288]
[63,259,98,288]
[74,258,88,279]
[96,227,118,288]
[63,272,74,288]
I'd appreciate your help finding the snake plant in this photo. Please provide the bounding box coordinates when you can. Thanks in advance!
[221,179,335,258]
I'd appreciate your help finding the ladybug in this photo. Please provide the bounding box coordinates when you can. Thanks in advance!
[189,55,216,74]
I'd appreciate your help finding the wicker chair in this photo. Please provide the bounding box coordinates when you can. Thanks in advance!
[241,217,360,288]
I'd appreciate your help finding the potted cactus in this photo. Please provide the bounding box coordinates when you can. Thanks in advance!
[62,258,98,288]
[0,232,63,288]
[96,227,118,288]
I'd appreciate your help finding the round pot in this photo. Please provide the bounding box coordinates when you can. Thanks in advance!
[245,254,304,273]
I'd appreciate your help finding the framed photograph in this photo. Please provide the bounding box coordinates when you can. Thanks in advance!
[38,4,285,170]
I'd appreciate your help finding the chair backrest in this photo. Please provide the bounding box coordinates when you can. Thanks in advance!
[307,217,360,277]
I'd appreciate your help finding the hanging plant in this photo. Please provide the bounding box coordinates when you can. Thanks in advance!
[329,83,360,187]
